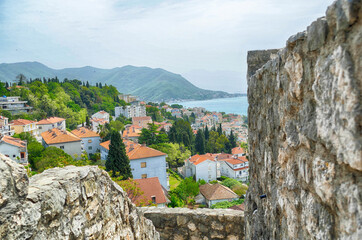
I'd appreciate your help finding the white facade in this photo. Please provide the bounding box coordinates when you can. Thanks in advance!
[38,120,66,134]
[219,160,249,181]
[80,136,101,155]
[42,140,82,158]
[0,141,27,164]
[0,117,14,136]
[184,158,217,182]
[91,111,110,122]
[115,102,146,119]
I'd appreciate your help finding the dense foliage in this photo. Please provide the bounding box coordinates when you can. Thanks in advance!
[211,199,244,209]
[168,177,200,208]
[0,76,125,129]
[221,177,248,196]
[150,143,191,168]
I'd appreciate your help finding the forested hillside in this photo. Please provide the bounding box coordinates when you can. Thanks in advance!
[0,76,125,129]
[0,62,241,101]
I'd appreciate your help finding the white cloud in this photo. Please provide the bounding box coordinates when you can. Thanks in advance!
[0,0,333,92]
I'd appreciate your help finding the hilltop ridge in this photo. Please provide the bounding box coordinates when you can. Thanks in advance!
[0,62,241,102]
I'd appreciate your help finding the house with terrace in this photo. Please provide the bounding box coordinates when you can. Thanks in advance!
[219,156,249,181]
[122,125,142,142]
[0,116,14,136]
[37,117,66,134]
[11,119,39,138]
[0,135,27,164]
[71,127,101,155]
[91,111,110,122]
[183,153,217,182]
[41,128,82,158]
[100,140,168,189]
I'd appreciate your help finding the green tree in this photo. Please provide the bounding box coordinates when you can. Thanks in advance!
[204,125,209,141]
[195,129,205,154]
[149,143,191,168]
[105,130,132,178]
[138,123,168,145]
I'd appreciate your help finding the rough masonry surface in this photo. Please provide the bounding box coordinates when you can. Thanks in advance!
[0,154,159,240]
[140,207,244,240]
[246,0,361,239]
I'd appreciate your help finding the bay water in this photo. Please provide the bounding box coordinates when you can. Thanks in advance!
[169,96,248,116]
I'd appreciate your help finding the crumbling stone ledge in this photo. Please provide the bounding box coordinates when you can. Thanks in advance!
[140,207,244,240]
[0,154,159,240]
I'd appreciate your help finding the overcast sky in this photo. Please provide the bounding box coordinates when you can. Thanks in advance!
[0,0,333,93]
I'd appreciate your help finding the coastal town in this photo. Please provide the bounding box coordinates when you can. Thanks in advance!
[0,84,249,210]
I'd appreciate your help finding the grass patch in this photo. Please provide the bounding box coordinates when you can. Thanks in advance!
[169,174,181,191]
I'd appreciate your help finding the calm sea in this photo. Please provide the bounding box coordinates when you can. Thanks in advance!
[169,96,248,116]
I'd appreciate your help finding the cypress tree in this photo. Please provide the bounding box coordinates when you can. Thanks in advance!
[204,125,209,141]
[195,129,205,154]
[99,83,102,88]
[86,81,90,88]
[217,123,222,136]
[96,83,99,88]
[228,130,237,149]
[106,130,133,179]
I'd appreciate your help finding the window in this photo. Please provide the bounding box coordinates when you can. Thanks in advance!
[141,162,147,168]
[13,155,16,158]
[60,146,64,149]
[151,196,156,204]
[88,146,92,150]
[142,174,147,179]
[39,126,42,129]
[88,139,92,143]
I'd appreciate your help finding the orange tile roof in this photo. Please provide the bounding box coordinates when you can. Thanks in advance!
[71,127,99,138]
[100,140,110,150]
[228,203,245,211]
[133,177,168,205]
[232,147,245,155]
[41,128,81,144]
[123,125,142,138]
[91,118,108,124]
[233,166,248,171]
[37,117,65,125]
[11,119,36,126]
[1,135,26,148]
[188,153,215,166]
[132,116,152,122]
[0,115,8,120]
[199,183,238,200]
[100,140,166,160]
[221,158,245,165]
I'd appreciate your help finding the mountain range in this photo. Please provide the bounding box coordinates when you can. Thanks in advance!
[0,62,242,102]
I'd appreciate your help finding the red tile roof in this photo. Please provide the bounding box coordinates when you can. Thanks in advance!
[100,140,166,160]
[11,119,36,126]
[41,128,81,144]
[37,117,65,125]
[232,147,245,155]
[1,135,26,148]
[188,153,215,166]
[91,118,108,124]
[71,127,99,138]
[199,183,238,200]
[133,177,168,205]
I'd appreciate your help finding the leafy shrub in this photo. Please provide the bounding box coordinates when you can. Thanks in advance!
[211,199,244,209]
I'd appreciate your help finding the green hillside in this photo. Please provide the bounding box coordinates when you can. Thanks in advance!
[0,62,240,101]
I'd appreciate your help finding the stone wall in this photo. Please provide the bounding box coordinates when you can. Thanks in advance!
[0,154,159,240]
[140,207,244,240]
[246,0,361,239]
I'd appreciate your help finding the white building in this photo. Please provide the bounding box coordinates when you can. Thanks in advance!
[71,127,101,155]
[0,96,32,114]
[41,128,82,158]
[90,118,108,133]
[232,147,246,157]
[0,116,14,136]
[183,153,217,182]
[37,117,66,134]
[100,140,169,189]
[219,156,249,181]
[0,135,27,164]
[115,101,146,119]
[91,111,110,122]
